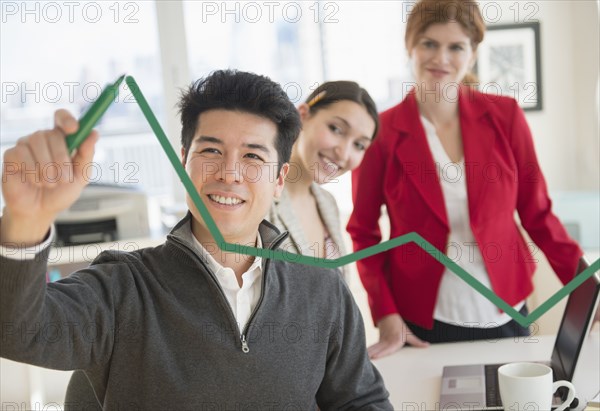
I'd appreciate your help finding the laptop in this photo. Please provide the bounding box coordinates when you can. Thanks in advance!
[439,259,600,410]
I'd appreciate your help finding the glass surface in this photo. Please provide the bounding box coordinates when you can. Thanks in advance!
[1,1,164,142]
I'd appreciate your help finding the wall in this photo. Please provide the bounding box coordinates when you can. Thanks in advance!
[478,0,599,191]
[571,0,600,191]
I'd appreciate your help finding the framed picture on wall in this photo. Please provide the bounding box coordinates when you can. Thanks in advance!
[475,22,542,111]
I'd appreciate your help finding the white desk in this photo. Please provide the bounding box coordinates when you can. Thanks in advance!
[373,333,600,410]
[2,334,598,408]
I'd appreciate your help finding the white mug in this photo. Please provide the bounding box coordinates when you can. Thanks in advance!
[498,362,576,411]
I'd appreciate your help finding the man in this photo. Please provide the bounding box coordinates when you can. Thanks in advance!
[0,70,392,409]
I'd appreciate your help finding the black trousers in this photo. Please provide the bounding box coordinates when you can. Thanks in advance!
[405,304,531,344]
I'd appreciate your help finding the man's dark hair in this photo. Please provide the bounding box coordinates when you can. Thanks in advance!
[178,70,301,171]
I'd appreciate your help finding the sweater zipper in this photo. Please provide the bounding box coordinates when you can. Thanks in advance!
[241,335,249,353]
[239,257,272,353]
[239,232,288,353]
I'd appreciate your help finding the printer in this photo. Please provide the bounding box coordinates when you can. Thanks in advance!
[55,183,150,246]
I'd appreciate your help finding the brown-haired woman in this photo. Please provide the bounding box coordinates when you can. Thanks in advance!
[348,0,584,359]
[269,81,378,280]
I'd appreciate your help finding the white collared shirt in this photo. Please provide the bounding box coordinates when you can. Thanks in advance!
[421,115,524,327]
[0,224,55,260]
[191,234,263,336]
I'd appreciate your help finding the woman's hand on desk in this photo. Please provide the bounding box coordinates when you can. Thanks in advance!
[1,110,99,246]
[368,313,429,359]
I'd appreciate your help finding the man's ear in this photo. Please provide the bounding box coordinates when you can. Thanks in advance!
[181,147,187,167]
[274,163,289,199]
[297,103,311,121]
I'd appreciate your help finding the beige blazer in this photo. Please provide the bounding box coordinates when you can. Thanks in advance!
[268,183,349,280]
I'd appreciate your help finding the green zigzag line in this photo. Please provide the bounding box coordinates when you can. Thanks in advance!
[124,75,598,328]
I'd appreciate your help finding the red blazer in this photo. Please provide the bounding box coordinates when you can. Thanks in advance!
[347,87,582,329]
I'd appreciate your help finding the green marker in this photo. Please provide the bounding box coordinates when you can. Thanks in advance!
[65,74,125,155]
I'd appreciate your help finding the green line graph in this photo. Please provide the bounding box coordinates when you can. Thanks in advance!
[122,75,598,327]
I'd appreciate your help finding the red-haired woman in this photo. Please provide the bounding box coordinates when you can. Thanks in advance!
[348,0,584,359]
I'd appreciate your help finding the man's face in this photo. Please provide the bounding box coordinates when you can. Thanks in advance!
[182,109,287,246]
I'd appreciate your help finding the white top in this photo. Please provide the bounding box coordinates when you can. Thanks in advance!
[192,234,263,336]
[420,116,524,327]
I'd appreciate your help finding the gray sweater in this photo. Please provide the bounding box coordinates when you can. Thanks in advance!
[0,214,391,410]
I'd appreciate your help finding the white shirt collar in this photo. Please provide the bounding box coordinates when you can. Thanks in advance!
[191,233,263,278]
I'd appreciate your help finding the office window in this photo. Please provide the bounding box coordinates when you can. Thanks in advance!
[183,0,324,103]
[182,1,409,214]
[2,1,412,215]
[320,1,409,110]
[0,0,171,202]
[183,1,409,106]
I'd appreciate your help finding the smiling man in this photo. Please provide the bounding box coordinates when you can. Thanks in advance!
[0,70,392,409]
[183,108,286,280]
